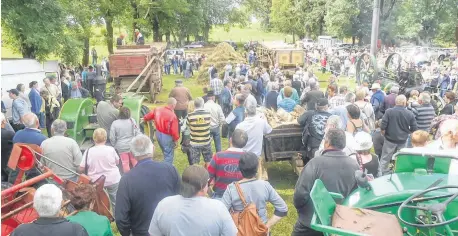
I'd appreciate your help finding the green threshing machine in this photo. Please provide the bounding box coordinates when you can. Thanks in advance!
[309,149,458,236]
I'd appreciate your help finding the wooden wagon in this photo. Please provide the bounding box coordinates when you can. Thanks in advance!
[256,41,305,68]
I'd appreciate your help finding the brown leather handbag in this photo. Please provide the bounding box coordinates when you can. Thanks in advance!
[230,182,268,236]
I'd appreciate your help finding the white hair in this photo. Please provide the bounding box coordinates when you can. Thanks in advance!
[33,184,63,217]
[51,119,67,135]
[418,92,431,104]
[130,134,154,158]
[194,97,204,109]
[244,98,257,117]
[440,119,458,135]
[326,115,343,130]
[395,95,407,105]
[390,86,400,94]
[23,113,38,128]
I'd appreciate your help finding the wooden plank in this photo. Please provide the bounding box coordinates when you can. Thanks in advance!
[125,56,156,92]
[135,59,156,93]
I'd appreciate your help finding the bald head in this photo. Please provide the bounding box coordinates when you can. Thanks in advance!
[395,95,407,106]
[167,97,177,109]
[22,113,39,129]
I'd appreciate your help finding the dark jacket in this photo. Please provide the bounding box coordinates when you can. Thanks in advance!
[303,90,324,111]
[265,91,279,110]
[298,110,331,148]
[293,150,359,228]
[115,159,180,236]
[381,106,418,144]
[11,217,88,236]
[440,100,457,115]
[2,128,15,178]
[371,90,385,119]
[381,93,396,113]
[228,106,245,131]
[372,129,384,158]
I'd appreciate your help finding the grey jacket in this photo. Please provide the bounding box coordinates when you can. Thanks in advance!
[110,118,140,153]
[293,150,359,228]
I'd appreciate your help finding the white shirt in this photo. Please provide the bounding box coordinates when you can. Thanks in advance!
[236,116,272,156]
[204,100,225,128]
[316,131,357,159]
[427,140,458,174]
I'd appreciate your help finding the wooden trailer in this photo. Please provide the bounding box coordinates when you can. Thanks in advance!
[256,41,305,68]
[109,43,167,102]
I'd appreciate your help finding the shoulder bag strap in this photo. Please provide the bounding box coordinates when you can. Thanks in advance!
[129,118,138,136]
[84,147,91,175]
[234,182,248,208]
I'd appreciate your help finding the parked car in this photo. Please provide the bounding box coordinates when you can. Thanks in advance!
[183,41,206,49]
[224,41,237,50]
[166,48,185,60]
[244,41,259,51]
[302,38,315,48]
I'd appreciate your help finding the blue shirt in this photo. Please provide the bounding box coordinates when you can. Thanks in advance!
[13,128,47,146]
[278,98,297,112]
[82,71,88,82]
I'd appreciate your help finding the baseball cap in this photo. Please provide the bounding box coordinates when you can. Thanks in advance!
[317,98,328,107]
[7,89,19,96]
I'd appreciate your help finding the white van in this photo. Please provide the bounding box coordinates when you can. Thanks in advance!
[318,36,342,48]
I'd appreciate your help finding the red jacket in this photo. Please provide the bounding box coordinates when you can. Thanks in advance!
[143,106,179,141]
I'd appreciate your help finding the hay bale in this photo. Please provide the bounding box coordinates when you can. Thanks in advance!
[197,42,246,83]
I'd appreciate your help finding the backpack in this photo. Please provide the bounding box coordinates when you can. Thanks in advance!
[230,182,268,236]
[358,103,373,131]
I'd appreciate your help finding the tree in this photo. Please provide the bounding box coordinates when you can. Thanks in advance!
[325,0,359,39]
[244,0,273,30]
[2,0,67,60]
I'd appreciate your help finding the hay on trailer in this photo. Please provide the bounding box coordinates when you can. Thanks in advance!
[197,42,246,83]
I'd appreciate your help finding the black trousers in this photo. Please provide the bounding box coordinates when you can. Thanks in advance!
[292,221,323,236]
[87,79,94,97]
[174,110,188,137]
[46,115,55,138]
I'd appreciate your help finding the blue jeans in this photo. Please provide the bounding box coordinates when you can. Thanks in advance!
[35,112,45,128]
[156,131,175,164]
[210,126,222,153]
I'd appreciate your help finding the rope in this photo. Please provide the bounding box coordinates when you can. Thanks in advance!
[32,151,80,176]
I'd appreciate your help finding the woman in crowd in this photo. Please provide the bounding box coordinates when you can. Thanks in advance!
[354,132,381,178]
[221,152,288,232]
[440,91,457,115]
[354,90,375,131]
[67,184,113,236]
[40,90,60,137]
[80,128,121,215]
[346,104,369,135]
[110,107,139,173]
[431,103,458,139]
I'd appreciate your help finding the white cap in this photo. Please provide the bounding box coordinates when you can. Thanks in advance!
[354,132,373,151]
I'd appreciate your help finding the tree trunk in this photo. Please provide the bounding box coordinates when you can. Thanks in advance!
[105,15,114,55]
[292,33,295,43]
[319,16,325,35]
[165,31,171,42]
[352,36,356,45]
[203,21,211,42]
[131,0,140,42]
[153,16,160,42]
[21,45,36,59]
[82,36,90,66]
[186,35,190,43]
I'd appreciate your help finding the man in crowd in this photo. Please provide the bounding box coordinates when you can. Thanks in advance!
[265,83,279,110]
[29,81,45,129]
[236,98,272,180]
[207,129,247,199]
[96,94,122,144]
[225,94,245,142]
[301,79,324,111]
[381,86,399,114]
[220,80,233,117]
[116,135,180,236]
[204,91,225,153]
[210,75,224,105]
[41,77,61,103]
[330,93,356,129]
[8,89,30,131]
[169,80,193,130]
[298,98,332,162]
[40,119,82,182]
[70,81,90,99]
[380,95,417,175]
[148,165,237,236]
[187,97,213,168]
[86,66,96,97]
[315,115,357,157]
[1,113,15,181]
[370,83,385,120]
[328,85,347,110]
[11,184,89,236]
[142,98,179,164]
[411,92,435,131]
[293,129,359,236]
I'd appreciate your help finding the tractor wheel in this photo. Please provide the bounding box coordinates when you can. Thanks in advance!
[356,53,378,86]
[140,105,155,142]
[438,55,445,64]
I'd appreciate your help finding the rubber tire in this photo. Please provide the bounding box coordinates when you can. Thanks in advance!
[140,105,155,142]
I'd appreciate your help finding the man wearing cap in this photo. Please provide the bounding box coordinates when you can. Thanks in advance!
[8,89,30,131]
[134,29,145,45]
[169,80,192,132]
[298,98,332,162]
[204,90,225,153]
[370,83,385,120]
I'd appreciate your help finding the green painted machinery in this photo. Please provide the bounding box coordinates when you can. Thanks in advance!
[310,149,458,236]
[59,95,154,151]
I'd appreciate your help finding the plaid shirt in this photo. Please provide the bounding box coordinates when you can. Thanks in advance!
[329,94,346,110]
[210,78,223,95]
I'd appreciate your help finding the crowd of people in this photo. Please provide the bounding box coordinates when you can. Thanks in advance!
[3,46,458,236]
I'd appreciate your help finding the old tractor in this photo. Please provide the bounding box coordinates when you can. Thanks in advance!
[356,52,425,95]
[309,149,458,236]
[2,144,114,235]
[58,95,154,151]
[109,43,166,102]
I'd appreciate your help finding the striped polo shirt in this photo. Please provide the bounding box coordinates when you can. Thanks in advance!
[187,109,212,145]
[207,148,244,196]
[412,104,436,131]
